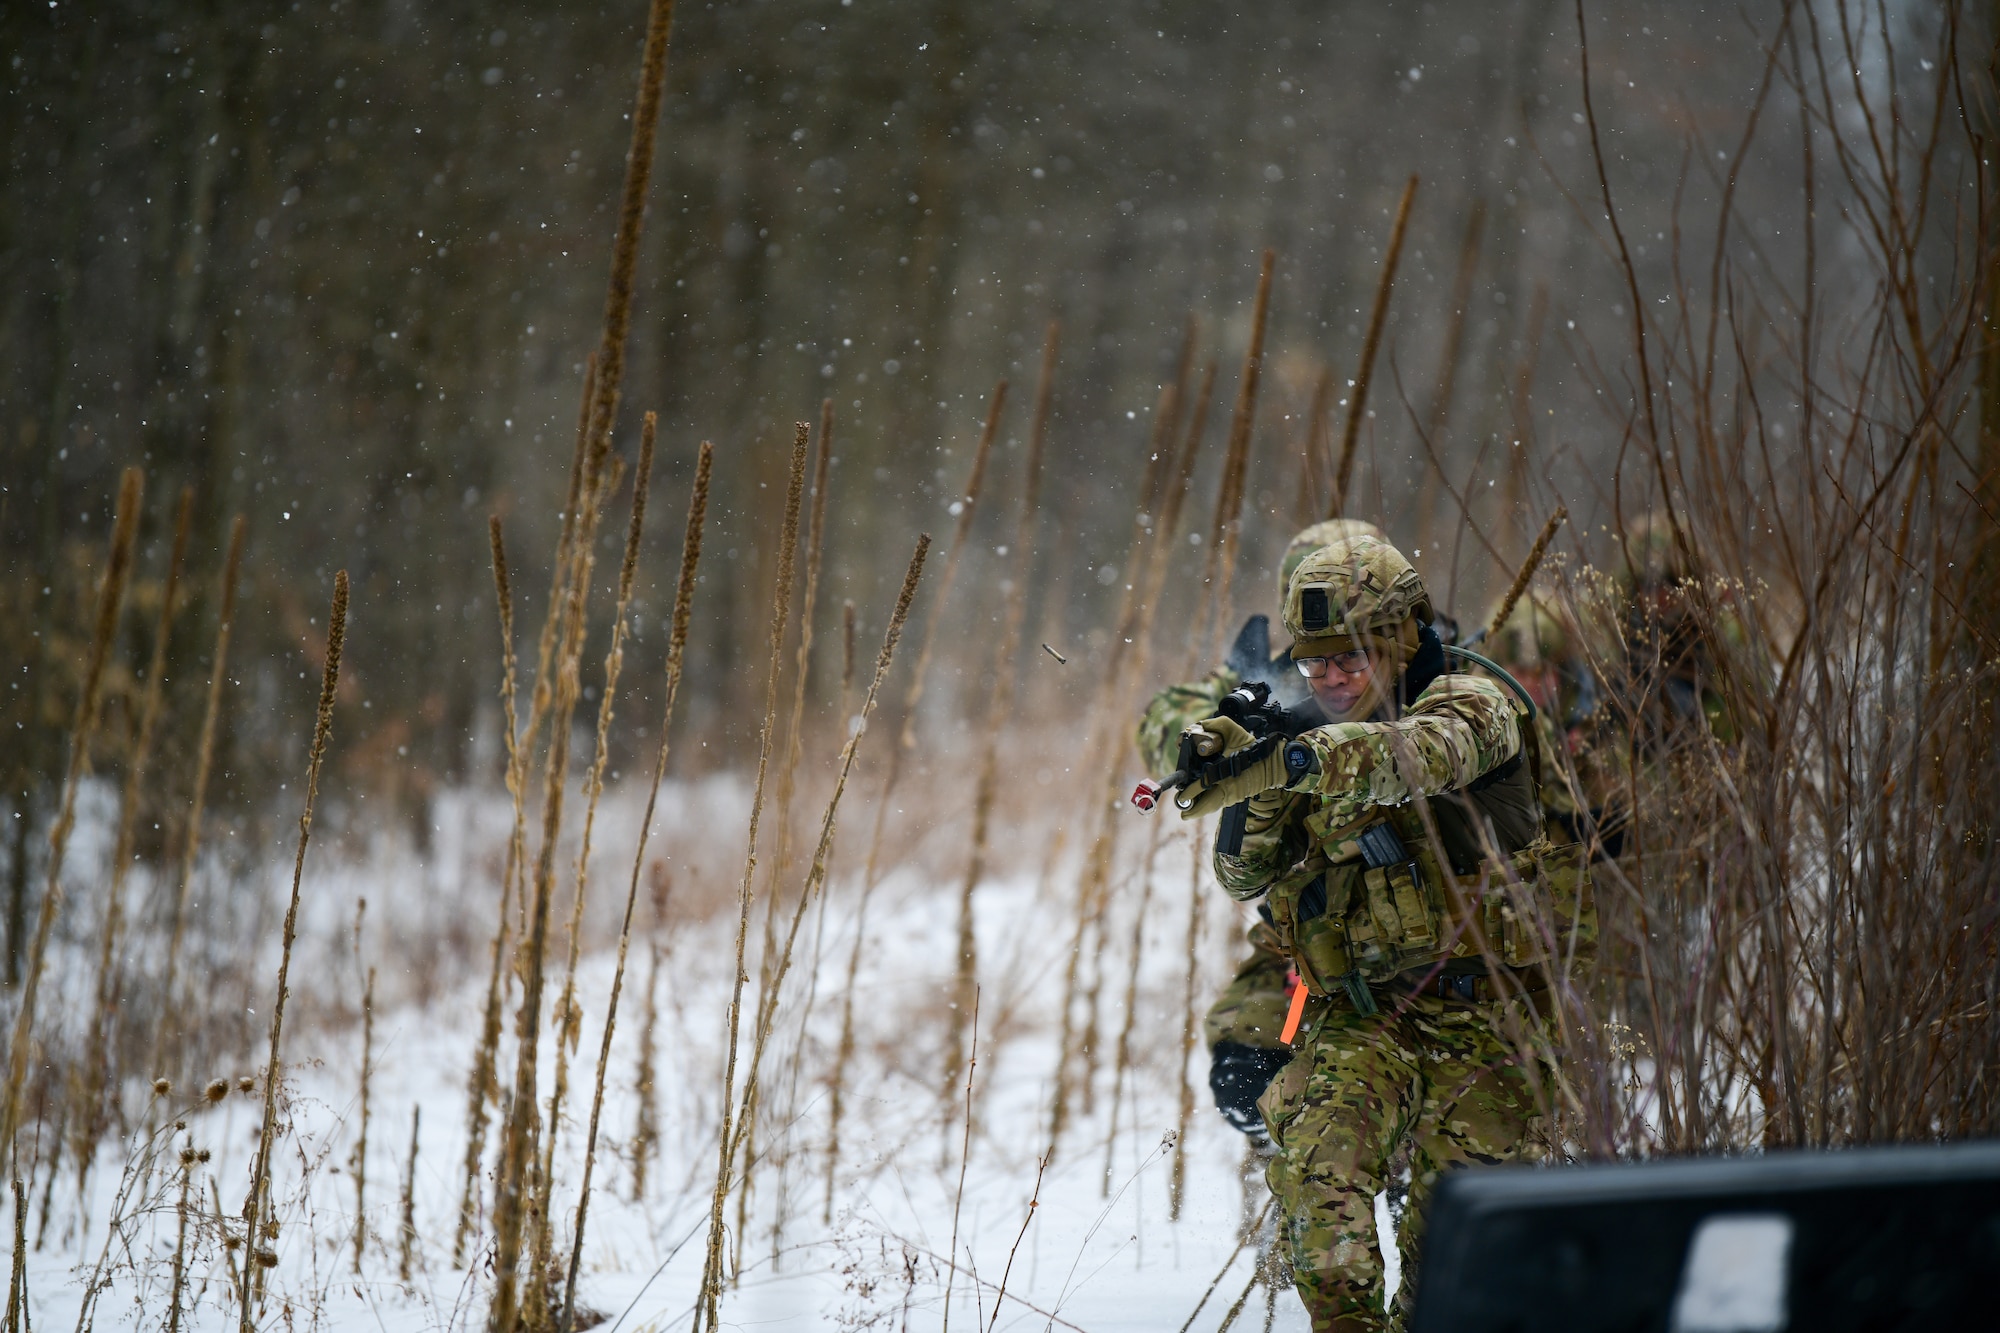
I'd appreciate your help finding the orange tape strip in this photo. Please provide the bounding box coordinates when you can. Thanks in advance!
[1280,979,1310,1046]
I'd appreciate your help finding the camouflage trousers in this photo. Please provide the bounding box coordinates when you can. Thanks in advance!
[1203,927,1293,1050]
[1255,989,1549,1333]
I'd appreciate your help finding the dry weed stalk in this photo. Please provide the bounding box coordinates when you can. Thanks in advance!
[6,1178,25,1333]
[985,1151,1047,1333]
[940,989,979,1333]
[1168,828,1204,1218]
[579,0,679,464]
[533,417,655,1296]
[946,325,1057,1118]
[1,466,144,1162]
[826,383,1003,1212]
[627,941,662,1204]
[763,397,837,899]
[1413,199,1485,553]
[237,569,348,1333]
[557,439,710,1333]
[1330,173,1417,517]
[76,484,192,1196]
[1205,248,1277,661]
[353,963,375,1272]
[488,426,621,1328]
[694,424,809,1330]
[161,514,246,1062]
[398,1105,420,1283]
[456,516,521,1265]
[488,0,677,1274]
[740,400,835,1241]
[839,599,858,720]
[168,1149,193,1333]
[1483,506,1566,640]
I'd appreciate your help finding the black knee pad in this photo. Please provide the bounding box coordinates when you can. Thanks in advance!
[1208,1041,1293,1138]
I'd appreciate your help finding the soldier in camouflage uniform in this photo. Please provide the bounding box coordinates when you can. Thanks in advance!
[1175,535,1582,1333]
[1136,519,1384,1139]
[1483,589,1594,845]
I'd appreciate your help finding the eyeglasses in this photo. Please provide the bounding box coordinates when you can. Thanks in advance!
[1295,648,1372,679]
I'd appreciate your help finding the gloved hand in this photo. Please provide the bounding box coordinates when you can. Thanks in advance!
[1183,715,1255,758]
[1177,722,1291,820]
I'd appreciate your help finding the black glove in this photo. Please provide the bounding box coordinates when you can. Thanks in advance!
[1208,1041,1294,1141]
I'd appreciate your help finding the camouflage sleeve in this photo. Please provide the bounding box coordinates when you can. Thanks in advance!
[1213,792,1313,901]
[1134,667,1239,776]
[1287,674,1524,828]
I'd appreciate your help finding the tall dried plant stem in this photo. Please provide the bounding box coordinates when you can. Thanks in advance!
[1168,827,1204,1219]
[398,1106,419,1283]
[456,517,522,1266]
[1331,174,1419,518]
[1206,248,1277,661]
[557,441,710,1333]
[79,485,192,1187]
[1484,507,1567,640]
[501,0,674,1056]
[1,466,143,1162]
[514,354,599,944]
[985,1152,1047,1333]
[695,426,810,1331]
[487,431,620,1331]
[486,0,678,1262]
[827,386,1003,1210]
[237,570,348,1333]
[161,514,246,1053]
[940,990,979,1333]
[763,398,836,900]
[168,1156,192,1333]
[628,942,662,1204]
[532,418,655,1294]
[1415,199,1485,554]
[839,600,857,721]
[580,0,678,473]
[353,965,375,1272]
[947,325,1057,1121]
[740,400,835,1243]
[7,1178,25,1333]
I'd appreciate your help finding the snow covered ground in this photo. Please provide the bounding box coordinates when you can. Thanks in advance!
[3,778,1379,1331]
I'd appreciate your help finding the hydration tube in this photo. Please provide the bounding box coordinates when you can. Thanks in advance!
[1442,644,1538,721]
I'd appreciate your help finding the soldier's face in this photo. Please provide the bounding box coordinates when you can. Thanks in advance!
[1308,648,1381,718]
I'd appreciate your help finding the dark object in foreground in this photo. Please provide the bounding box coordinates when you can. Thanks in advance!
[1208,1040,1292,1141]
[1412,1141,2000,1333]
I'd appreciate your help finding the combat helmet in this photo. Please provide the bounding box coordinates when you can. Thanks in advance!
[1283,534,1433,663]
[1487,588,1571,675]
[1613,512,1699,594]
[1277,518,1384,610]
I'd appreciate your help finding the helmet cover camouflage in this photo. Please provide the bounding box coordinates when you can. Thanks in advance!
[1488,588,1571,673]
[1278,518,1384,610]
[1614,512,1698,593]
[1283,535,1434,659]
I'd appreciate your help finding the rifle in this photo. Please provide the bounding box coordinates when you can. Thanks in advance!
[1129,680,1319,814]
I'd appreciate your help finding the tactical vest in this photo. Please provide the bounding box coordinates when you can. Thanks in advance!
[1266,686,1596,1002]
